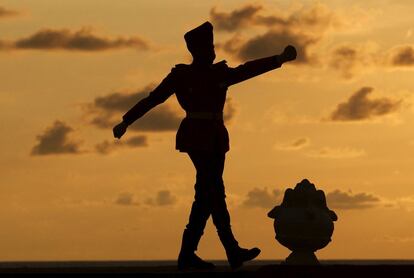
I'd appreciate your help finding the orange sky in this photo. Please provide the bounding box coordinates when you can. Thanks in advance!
[1,0,414,261]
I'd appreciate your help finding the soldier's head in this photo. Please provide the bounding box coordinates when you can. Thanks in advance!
[184,21,216,65]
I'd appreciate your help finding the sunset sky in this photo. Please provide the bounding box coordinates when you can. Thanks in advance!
[1,0,414,261]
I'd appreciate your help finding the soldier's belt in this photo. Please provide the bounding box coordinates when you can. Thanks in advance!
[186,111,223,120]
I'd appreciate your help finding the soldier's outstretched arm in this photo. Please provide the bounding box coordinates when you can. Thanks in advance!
[226,45,296,87]
[112,71,175,139]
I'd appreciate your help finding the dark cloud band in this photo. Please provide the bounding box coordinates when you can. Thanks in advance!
[243,187,381,210]
[2,28,150,51]
[243,187,281,208]
[211,4,337,32]
[326,190,380,209]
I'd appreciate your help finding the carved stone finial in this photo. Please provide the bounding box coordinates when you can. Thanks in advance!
[268,179,338,265]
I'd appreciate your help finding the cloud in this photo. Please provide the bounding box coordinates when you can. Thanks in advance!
[329,43,380,79]
[86,85,182,132]
[326,189,381,209]
[214,4,414,76]
[229,29,318,64]
[125,135,147,146]
[307,147,365,159]
[211,3,338,33]
[95,135,147,155]
[210,5,262,32]
[243,185,412,211]
[2,28,150,51]
[329,43,414,79]
[115,192,139,206]
[274,137,310,151]
[388,45,414,66]
[86,86,236,132]
[31,121,82,156]
[0,6,19,18]
[328,43,414,78]
[95,141,117,154]
[145,190,177,206]
[243,187,282,208]
[214,3,339,64]
[329,87,402,121]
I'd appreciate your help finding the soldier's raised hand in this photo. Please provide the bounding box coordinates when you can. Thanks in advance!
[281,45,297,62]
[113,121,128,139]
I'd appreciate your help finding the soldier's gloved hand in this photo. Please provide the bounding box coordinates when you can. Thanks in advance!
[113,121,128,139]
[281,45,297,63]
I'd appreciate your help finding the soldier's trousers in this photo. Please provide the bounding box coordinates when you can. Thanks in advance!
[181,150,239,253]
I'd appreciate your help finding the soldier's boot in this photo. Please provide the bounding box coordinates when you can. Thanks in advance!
[177,229,215,271]
[226,246,261,270]
[218,228,261,269]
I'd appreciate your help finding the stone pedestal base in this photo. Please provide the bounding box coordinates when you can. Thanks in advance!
[282,250,320,265]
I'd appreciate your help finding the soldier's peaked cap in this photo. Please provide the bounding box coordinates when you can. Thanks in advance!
[184,21,213,51]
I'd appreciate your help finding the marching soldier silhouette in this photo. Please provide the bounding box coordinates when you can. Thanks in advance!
[113,21,297,270]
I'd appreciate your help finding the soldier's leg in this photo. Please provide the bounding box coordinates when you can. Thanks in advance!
[208,151,261,269]
[177,151,214,270]
[185,152,213,245]
[207,151,238,249]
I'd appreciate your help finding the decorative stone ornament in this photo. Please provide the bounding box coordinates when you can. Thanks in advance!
[267,179,338,265]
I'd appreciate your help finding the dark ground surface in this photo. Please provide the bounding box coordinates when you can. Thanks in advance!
[1,260,414,277]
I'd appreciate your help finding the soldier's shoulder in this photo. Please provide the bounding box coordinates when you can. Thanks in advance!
[171,63,191,74]
[213,60,229,70]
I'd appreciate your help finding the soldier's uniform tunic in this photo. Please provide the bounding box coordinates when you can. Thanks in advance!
[122,56,283,152]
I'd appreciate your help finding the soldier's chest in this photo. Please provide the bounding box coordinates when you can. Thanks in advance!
[175,69,225,95]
